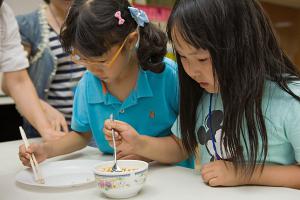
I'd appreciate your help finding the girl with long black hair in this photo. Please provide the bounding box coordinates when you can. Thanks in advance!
[103,0,300,189]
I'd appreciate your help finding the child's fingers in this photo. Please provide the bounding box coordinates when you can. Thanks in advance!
[19,144,27,154]
[104,119,123,130]
[19,146,31,167]
[116,151,126,159]
[103,129,112,140]
[201,162,216,172]
[108,140,122,147]
[115,140,122,146]
[19,150,32,160]
[103,128,121,140]
[19,151,31,161]
[104,119,129,132]
[104,119,112,130]
[20,156,31,167]
[27,143,41,154]
[201,171,217,183]
[111,120,130,132]
[201,164,214,174]
[19,144,33,157]
[208,177,219,187]
[103,128,111,138]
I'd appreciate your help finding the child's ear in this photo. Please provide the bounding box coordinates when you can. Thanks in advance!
[126,31,139,50]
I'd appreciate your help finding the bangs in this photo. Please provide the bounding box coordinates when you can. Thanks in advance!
[170,20,208,51]
[166,0,219,54]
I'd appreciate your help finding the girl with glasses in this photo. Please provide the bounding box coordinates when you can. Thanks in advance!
[19,0,192,168]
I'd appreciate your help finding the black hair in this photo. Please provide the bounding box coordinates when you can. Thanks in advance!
[167,0,300,175]
[43,0,50,4]
[0,0,4,7]
[61,0,167,72]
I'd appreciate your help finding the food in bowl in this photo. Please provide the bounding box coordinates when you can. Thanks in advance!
[97,167,137,173]
[94,160,148,199]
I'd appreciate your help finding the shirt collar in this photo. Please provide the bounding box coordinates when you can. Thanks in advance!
[87,68,153,104]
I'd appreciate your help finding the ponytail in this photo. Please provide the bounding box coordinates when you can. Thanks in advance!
[137,24,167,73]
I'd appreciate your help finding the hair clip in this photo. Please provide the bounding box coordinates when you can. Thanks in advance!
[128,7,149,27]
[114,11,125,25]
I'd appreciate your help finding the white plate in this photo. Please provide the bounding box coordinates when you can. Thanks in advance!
[15,160,102,188]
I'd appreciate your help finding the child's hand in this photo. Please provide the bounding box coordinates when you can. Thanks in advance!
[201,160,246,186]
[103,119,141,156]
[19,143,48,167]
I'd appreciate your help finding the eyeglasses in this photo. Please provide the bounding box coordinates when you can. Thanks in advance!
[71,35,129,68]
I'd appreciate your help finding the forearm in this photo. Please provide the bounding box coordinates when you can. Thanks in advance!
[2,70,51,134]
[248,164,300,189]
[135,135,188,164]
[44,131,91,158]
[39,99,49,112]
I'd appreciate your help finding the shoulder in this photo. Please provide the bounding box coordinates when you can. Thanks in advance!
[263,80,300,124]
[1,3,18,33]
[77,71,101,91]
[1,3,14,19]
[0,3,29,71]
[283,81,300,110]
[77,71,94,86]
[16,9,41,45]
[73,72,92,104]
[287,81,300,96]
[264,80,300,103]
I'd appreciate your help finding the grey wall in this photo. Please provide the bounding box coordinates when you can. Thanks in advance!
[5,0,42,15]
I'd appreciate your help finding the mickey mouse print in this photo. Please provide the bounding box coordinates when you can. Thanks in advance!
[197,109,229,162]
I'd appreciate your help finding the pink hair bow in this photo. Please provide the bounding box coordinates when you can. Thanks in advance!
[115,11,125,25]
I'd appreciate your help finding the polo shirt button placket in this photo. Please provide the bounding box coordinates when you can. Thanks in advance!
[119,109,125,114]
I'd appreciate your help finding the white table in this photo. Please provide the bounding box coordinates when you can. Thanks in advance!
[0,139,299,200]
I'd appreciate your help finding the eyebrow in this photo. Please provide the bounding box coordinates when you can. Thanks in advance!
[176,48,199,56]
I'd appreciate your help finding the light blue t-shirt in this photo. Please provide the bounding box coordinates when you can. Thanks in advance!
[172,80,300,165]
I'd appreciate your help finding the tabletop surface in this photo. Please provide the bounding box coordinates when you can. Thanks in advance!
[1,138,300,200]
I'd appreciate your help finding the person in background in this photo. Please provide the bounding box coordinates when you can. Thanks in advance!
[15,0,86,138]
[0,1,65,140]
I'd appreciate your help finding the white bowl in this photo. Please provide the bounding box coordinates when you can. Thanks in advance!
[93,160,148,199]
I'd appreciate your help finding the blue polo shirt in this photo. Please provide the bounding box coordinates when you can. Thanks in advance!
[72,58,179,152]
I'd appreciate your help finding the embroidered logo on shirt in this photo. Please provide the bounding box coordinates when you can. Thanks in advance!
[149,111,155,119]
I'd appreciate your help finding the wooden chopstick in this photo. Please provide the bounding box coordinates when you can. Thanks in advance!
[19,126,45,184]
